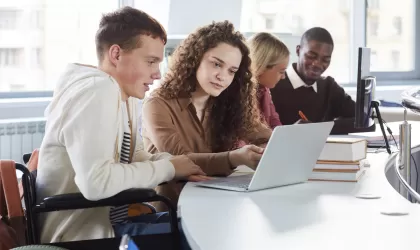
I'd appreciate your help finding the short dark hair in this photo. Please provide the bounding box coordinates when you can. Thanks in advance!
[95,7,167,61]
[300,27,334,47]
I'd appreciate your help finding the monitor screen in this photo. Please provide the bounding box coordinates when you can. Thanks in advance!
[355,47,376,128]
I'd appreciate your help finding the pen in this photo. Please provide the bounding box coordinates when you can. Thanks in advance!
[298,110,309,121]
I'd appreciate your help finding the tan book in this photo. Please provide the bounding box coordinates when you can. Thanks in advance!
[318,137,367,162]
[314,159,369,171]
[309,169,366,182]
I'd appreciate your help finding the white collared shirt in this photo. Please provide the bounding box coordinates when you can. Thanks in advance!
[286,66,318,93]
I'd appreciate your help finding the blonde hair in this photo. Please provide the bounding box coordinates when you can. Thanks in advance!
[248,32,290,77]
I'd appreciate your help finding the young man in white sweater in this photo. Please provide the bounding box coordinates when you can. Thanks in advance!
[36,7,206,243]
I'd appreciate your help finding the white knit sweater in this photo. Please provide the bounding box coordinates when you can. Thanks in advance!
[36,64,175,243]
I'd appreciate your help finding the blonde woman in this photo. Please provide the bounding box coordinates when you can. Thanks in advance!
[248,32,290,129]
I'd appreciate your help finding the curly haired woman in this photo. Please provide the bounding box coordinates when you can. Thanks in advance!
[141,21,272,210]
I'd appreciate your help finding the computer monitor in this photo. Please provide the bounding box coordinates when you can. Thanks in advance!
[354,47,391,154]
[355,47,376,129]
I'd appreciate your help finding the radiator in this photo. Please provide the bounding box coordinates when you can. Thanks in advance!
[0,118,46,163]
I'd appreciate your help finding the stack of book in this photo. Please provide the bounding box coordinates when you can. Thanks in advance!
[348,130,399,148]
[309,137,368,182]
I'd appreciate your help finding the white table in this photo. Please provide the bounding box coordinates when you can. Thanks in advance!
[178,122,420,250]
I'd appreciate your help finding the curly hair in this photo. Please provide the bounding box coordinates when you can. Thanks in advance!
[156,21,264,152]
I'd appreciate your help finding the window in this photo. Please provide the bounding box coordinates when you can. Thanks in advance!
[339,0,350,11]
[32,9,45,29]
[371,50,378,70]
[0,1,118,92]
[368,0,380,9]
[368,15,379,37]
[0,9,21,29]
[258,0,278,14]
[264,16,275,30]
[391,50,401,70]
[0,48,25,91]
[32,48,44,68]
[137,0,351,84]
[9,83,26,91]
[392,16,402,36]
[291,15,304,34]
[0,0,418,93]
[248,18,254,30]
[0,49,24,67]
[241,0,351,84]
[367,0,415,72]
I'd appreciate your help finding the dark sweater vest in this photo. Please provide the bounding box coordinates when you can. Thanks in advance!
[271,73,356,125]
[269,73,374,134]
[271,82,324,125]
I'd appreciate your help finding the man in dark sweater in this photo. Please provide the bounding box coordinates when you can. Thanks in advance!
[270,27,364,134]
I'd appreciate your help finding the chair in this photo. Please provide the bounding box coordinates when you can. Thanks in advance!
[16,156,181,250]
[22,151,157,216]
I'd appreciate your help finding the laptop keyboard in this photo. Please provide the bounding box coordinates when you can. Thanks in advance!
[201,174,254,189]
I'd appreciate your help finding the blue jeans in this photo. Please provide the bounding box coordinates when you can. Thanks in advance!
[113,212,191,250]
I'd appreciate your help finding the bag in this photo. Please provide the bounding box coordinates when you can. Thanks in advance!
[0,216,19,250]
[0,160,26,249]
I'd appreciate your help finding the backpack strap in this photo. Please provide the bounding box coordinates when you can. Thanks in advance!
[0,161,23,218]
[0,171,6,218]
[0,160,26,246]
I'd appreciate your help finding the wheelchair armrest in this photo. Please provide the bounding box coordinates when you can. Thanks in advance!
[35,188,157,212]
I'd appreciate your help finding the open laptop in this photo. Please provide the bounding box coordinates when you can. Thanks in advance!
[196,121,334,192]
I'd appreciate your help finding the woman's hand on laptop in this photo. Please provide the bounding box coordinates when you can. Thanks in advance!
[187,175,213,182]
[170,155,206,180]
[228,144,265,169]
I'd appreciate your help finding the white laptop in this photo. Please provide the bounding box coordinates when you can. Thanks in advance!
[196,121,334,192]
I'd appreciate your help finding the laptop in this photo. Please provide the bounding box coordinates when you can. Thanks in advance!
[196,121,334,192]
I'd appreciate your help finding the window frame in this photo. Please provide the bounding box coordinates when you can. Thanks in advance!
[365,0,420,83]
[0,0,419,99]
[263,15,275,30]
[392,16,403,36]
